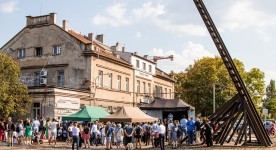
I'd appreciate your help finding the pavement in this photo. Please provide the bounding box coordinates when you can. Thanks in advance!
[1,138,276,150]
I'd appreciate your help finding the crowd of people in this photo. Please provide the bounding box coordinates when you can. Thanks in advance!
[0,115,215,150]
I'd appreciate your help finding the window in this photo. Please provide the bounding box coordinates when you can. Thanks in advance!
[98,70,103,87]
[154,85,158,97]
[32,103,40,118]
[136,60,140,68]
[143,62,146,70]
[164,88,167,98]
[148,83,151,95]
[126,78,129,91]
[160,87,163,98]
[108,73,112,88]
[53,45,61,55]
[149,65,152,72]
[34,72,41,86]
[143,82,146,94]
[169,89,172,99]
[137,80,140,93]
[18,49,25,58]
[35,47,43,57]
[117,75,121,90]
[57,70,64,87]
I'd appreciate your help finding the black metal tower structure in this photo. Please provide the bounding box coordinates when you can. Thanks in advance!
[193,0,272,146]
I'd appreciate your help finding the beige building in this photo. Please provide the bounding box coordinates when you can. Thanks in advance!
[1,13,175,118]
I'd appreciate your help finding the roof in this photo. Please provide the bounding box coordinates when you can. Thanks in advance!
[155,68,175,82]
[62,106,110,121]
[68,30,92,44]
[140,99,195,110]
[99,106,158,123]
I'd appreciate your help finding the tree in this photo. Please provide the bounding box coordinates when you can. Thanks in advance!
[0,53,31,117]
[175,56,265,116]
[265,97,276,119]
[266,80,276,101]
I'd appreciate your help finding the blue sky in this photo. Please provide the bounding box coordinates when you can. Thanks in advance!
[1,0,276,85]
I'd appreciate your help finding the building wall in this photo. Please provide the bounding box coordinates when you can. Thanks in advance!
[153,76,174,99]
[91,56,134,111]
[2,25,91,89]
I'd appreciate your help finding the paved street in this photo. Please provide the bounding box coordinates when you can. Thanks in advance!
[1,138,276,150]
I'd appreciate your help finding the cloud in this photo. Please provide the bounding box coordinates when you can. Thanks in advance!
[148,41,214,73]
[92,3,131,27]
[256,30,272,43]
[0,0,18,13]
[91,2,206,36]
[134,32,142,39]
[222,0,276,30]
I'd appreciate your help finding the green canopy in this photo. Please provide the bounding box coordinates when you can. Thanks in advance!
[62,106,109,121]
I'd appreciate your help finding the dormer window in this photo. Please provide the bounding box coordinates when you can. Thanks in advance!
[18,49,25,58]
[35,47,43,57]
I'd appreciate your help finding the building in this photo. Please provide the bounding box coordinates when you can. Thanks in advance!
[1,13,175,118]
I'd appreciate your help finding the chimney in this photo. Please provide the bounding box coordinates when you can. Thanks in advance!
[122,47,126,52]
[96,34,104,43]
[62,20,68,31]
[49,13,57,24]
[88,33,93,42]
[144,55,148,59]
[115,42,121,51]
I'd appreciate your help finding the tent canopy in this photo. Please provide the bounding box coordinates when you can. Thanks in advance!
[99,106,158,123]
[62,106,109,122]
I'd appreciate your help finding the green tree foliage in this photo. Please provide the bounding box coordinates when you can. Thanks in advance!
[265,98,276,119]
[0,53,31,117]
[264,80,276,118]
[266,80,276,100]
[174,56,264,116]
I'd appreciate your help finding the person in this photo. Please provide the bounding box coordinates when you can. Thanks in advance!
[78,124,83,148]
[24,122,32,145]
[180,115,188,141]
[32,117,40,133]
[151,121,159,147]
[167,120,173,144]
[124,122,133,148]
[6,117,16,147]
[0,118,5,143]
[158,122,166,150]
[17,120,24,144]
[45,118,50,139]
[134,123,143,149]
[115,123,123,150]
[100,124,106,146]
[171,120,179,149]
[67,122,73,144]
[142,122,151,146]
[105,121,114,150]
[194,118,201,144]
[204,118,213,147]
[83,124,91,148]
[91,121,99,146]
[48,118,58,147]
[72,122,80,150]
[187,116,195,145]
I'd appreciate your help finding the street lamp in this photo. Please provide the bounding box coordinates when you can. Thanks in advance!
[213,83,229,113]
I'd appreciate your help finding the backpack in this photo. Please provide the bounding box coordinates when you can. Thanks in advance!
[135,127,141,136]
[84,128,89,134]
[16,125,20,133]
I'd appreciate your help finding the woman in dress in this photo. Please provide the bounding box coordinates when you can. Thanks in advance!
[45,118,50,139]
[82,124,91,148]
[24,122,32,145]
[171,120,179,149]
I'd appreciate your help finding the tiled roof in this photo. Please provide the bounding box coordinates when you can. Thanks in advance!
[89,45,131,66]
[156,68,175,82]
[68,30,92,44]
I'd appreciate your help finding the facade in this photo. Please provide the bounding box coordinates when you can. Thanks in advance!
[1,13,175,118]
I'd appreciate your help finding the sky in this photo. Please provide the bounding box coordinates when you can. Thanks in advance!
[0,0,276,85]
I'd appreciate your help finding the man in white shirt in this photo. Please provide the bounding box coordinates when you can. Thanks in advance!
[72,122,80,150]
[48,118,58,147]
[91,121,99,146]
[158,122,166,150]
[32,117,40,133]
